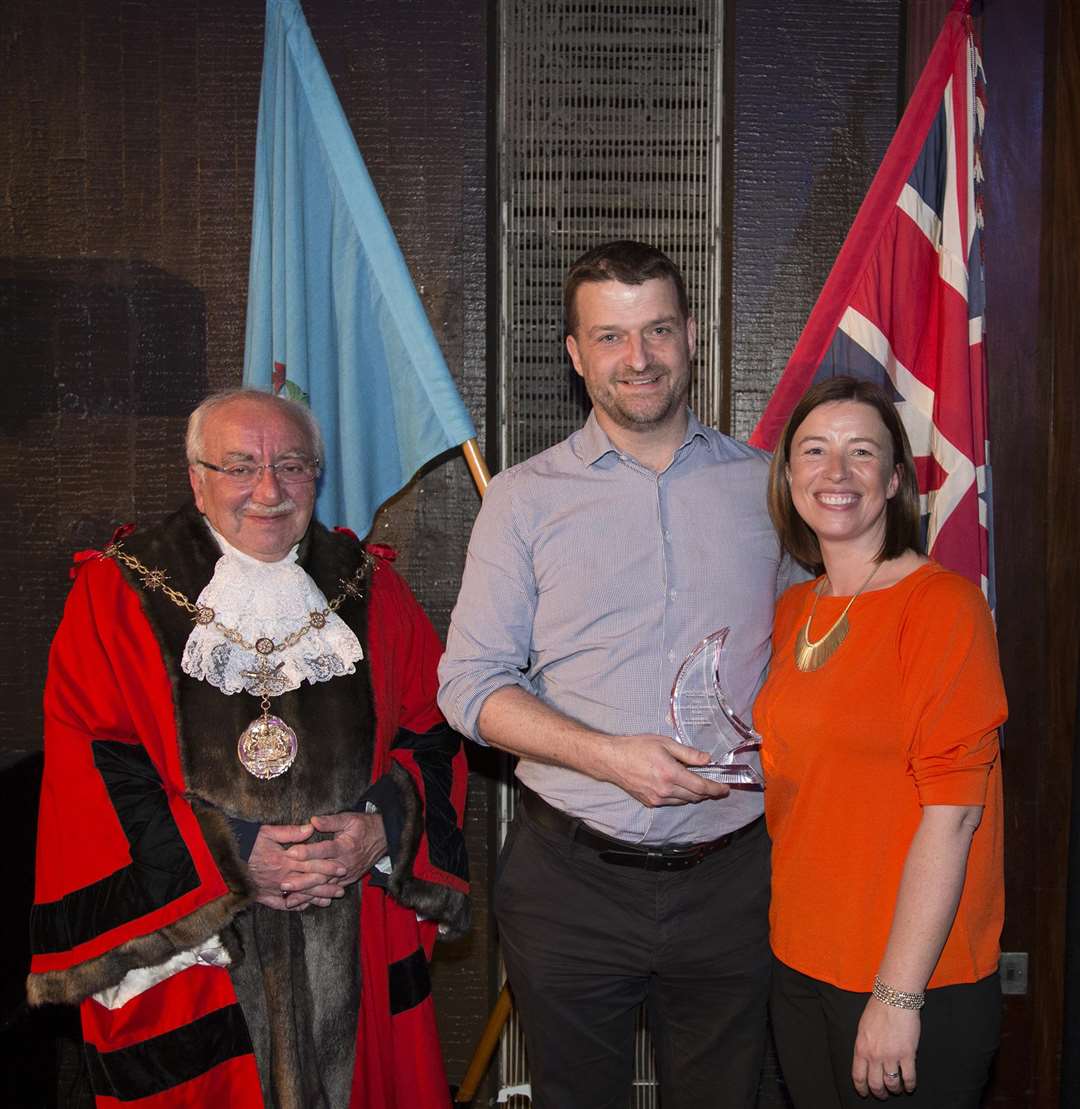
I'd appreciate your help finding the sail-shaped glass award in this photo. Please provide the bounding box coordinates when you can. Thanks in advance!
[670,627,764,789]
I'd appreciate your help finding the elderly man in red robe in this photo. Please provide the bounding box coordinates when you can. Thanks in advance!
[27,388,469,1109]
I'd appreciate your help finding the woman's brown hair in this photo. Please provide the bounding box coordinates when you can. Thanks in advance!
[766,375,922,572]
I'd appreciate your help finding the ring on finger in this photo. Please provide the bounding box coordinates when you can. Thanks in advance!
[884,1069,900,1080]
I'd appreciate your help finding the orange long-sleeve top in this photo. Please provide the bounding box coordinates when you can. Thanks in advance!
[755,562,1006,992]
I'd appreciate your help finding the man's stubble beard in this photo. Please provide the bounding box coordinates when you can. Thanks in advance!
[589,361,691,431]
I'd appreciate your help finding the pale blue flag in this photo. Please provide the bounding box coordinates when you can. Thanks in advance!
[242,0,476,538]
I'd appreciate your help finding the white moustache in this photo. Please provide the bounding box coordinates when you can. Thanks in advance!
[242,498,297,518]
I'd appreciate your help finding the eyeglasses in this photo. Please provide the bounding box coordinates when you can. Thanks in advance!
[196,458,321,487]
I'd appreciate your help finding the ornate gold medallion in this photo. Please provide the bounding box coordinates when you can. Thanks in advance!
[237,714,298,779]
[238,658,296,778]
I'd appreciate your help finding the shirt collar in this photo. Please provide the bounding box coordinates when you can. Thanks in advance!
[574,407,714,467]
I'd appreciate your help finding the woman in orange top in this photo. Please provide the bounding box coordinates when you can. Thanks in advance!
[754,376,1005,1106]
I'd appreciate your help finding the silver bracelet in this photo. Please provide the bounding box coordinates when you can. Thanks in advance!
[872,975,925,1010]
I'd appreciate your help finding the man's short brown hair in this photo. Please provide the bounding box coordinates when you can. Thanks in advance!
[563,241,690,338]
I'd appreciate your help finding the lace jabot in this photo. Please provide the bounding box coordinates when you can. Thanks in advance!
[181,523,364,696]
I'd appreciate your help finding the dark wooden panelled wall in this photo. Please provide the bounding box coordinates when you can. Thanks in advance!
[977,0,1079,1102]
[0,0,493,1089]
[1,1,1075,1105]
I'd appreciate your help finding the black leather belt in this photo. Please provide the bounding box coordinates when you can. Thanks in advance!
[519,786,763,872]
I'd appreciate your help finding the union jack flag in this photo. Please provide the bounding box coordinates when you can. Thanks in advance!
[750,0,993,606]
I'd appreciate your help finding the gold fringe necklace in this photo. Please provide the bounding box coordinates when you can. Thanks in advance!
[793,562,883,673]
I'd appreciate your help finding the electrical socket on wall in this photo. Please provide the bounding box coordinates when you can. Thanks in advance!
[999,952,1029,995]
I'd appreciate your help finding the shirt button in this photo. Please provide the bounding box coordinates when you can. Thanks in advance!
[669,589,677,600]
[665,530,672,542]
[668,650,677,663]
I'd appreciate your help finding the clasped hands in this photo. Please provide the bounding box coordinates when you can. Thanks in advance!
[248,811,388,912]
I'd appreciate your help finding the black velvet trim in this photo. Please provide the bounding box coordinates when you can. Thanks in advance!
[31,741,200,956]
[225,816,261,862]
[393,726,469,883]
[84,1003,253,1101]
[358,774,405,862]
[387,947,431,1016]
[390,724,462,755]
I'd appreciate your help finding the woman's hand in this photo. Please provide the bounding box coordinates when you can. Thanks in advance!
[852,996,919,1099]
[851,805,984,1098]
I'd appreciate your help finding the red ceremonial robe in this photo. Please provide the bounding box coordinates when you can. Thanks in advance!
[28,507,469,1108]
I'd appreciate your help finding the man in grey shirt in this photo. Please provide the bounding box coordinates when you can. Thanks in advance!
[439,241,791,1108]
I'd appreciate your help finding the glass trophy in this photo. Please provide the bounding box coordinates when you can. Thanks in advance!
[670,627,764,789]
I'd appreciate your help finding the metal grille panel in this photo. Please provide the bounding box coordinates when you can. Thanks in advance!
[499,0,726,469]
[496,4,725,1103]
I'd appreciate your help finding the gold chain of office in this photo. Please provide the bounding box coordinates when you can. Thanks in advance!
[101,540,371,658]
